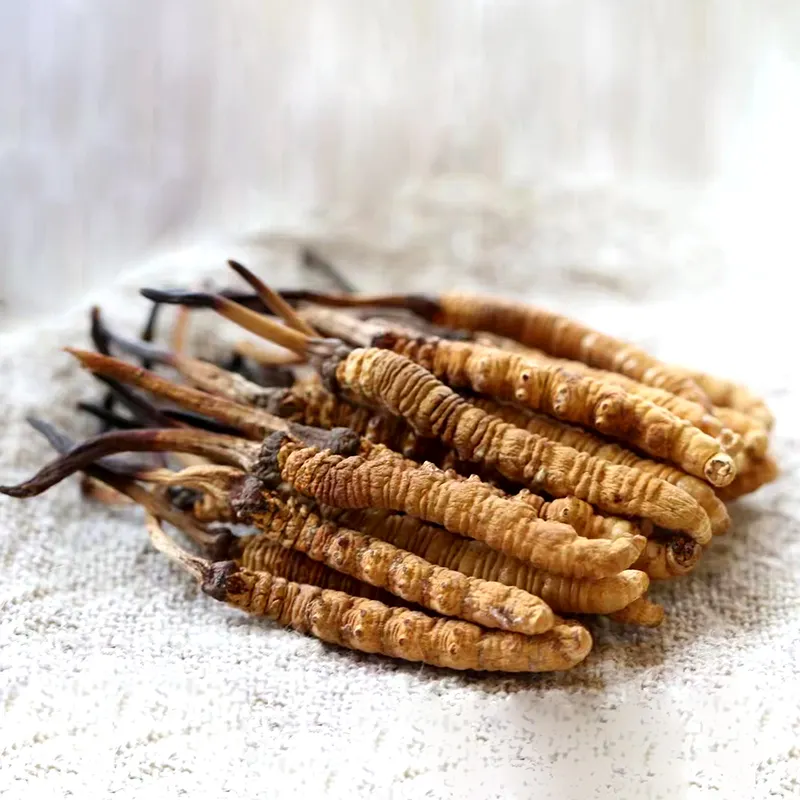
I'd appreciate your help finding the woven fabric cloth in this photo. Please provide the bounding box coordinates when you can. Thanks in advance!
[1,223,797,799]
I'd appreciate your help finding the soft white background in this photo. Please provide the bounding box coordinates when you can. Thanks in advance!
[1,4,799,799]
[2,1,800,323]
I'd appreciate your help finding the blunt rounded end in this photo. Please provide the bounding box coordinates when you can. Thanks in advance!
[704,452,736,487]
[717,428,744,457]
[667,535,703,575]
[559,622,593,667]
[744,429,769,459]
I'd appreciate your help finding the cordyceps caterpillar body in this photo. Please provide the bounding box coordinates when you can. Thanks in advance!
[364,332,736,489]
[471,331,763,458]
[231,492,556,635]
[607,596,665,627]
[2,393,644,580]
[232,539,394,603]
[146,515,593,673]
[82,331,646,546]
[466,395,729,539]
[631,535,703,580]
[135,281,712,544]
[253,433,644,579]
[329,508,651,615]
[289,305,736,488]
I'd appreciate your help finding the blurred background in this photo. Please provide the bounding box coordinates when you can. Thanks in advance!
[1,1,799,326]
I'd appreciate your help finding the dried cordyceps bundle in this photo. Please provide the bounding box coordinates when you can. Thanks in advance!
[137,286,713,543]
[0,257,780,675]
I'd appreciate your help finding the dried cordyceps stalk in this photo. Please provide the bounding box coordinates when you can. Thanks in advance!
[468,395,729,539]
[274,289,713,407]
[137,283,711,541]
[632,535,702,580]
[145,514,593,673]
[234,492,557,635]
[607,596,665,627]
[24,418,230,555]
[335,508,650,616]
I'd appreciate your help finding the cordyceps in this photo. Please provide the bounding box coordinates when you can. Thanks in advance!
[136,283,712,543]
[466,395,729,540]
[471,331,761,457]
[231,491,557,635]
[328,507,651,617]
[0,399,643,580]
[290,306,737,488]
[146,515,593,673]
[27,426,588,674]
[80,325,645,546]
[0,257,780,674]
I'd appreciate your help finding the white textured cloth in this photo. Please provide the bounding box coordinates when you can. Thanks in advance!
[1,211,798,799]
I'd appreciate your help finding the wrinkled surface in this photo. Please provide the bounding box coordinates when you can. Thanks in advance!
[0,251,798,798]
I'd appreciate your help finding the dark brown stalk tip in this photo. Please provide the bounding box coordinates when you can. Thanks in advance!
[26,416,74,456]
[300,248,357,294]
[140,288,218,309]
[77,402,139,430]
[92,309,174,366]
[90,306,112,355]
[0,427,194,499]
[227,259,255,283]
[140,301,161,344]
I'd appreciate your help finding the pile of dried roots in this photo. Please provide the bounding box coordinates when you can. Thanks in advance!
[1,256,778,673]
